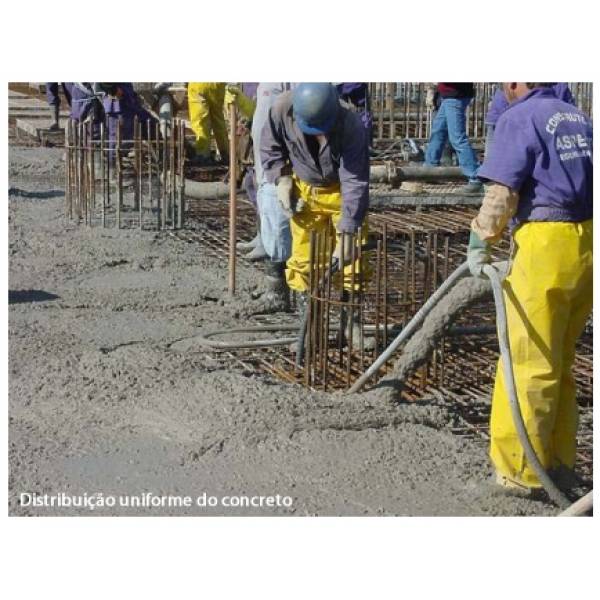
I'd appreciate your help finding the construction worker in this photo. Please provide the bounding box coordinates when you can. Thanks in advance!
[424,82,482,194]
[240,82,297,306]
[260,82,370,328]
[485,83,575,157]
[468,83,593,495]
[45,83,72,130]
[187,82,229,165]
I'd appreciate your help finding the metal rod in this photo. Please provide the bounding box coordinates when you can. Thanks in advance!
[228,104,237,295]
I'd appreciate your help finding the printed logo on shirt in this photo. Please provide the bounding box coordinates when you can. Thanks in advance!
[545,111,587,134]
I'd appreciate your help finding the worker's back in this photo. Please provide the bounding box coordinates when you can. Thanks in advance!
[481,87,592,226]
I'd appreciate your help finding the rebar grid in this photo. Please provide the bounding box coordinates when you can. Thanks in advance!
[64,117,186,230]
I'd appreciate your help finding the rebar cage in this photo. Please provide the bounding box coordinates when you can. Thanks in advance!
[64,117,186,230]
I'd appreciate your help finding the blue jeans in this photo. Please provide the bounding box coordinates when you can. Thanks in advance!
[257,182,292,262]
[425,97,480,182]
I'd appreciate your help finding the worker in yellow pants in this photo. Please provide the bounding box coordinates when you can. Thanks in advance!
[187,82,228,162]
[468,82,593,494]
[489,221,592,487]
[286,177,369,293]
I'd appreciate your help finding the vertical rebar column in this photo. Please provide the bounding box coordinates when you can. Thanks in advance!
[147,119,152,230]
[357,227,364,372]
[305,230,316,387]
[382,224,388,350]
[170,116,176,229]
[89,121,96,220]
[162,119,168,229]
[346,233,357,388]
[178,119,185,229]
[100,122,106,227]
[157,120,163,230]
[322,229,334,391]
[377,83,384,141]
[135,116,143,229]
[116,118,122,229]
[311,230,321,386]
[78,122,84,222]
[228,104,238,295]
[374,239,382,356]
[65,120,71,219]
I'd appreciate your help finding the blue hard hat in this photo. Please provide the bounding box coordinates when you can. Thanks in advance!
[293,83,340,135]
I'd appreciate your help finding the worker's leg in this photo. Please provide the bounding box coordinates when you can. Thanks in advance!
[257,181,292,263]
[444,97,479,182]
[205,83,229,161]
[285,201,330,293]
[489,222,590,487]
[187,83,212,156]
[424,101,449,166]
[553,220,593,469]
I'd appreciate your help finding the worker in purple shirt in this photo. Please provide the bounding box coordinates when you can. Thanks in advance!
[99,83,154,151]
[484,83,575,157]
[45,83,72,130]
[468,83,592,497]
[424,83,482,194]
[335,83,372,141]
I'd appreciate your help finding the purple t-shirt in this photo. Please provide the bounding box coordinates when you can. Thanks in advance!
[478,87,593,227]
[485,83,575,125]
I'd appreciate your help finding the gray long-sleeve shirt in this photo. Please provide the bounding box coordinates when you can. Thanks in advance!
[260,91,369,232]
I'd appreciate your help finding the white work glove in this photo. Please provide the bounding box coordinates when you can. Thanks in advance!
[276,176,295,218]
[333,232,355,266]
[425,85,436,110]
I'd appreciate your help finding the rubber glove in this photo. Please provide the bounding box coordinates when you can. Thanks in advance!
[467,230,491,278]
[276,176,295,218]
[333,232,355,266]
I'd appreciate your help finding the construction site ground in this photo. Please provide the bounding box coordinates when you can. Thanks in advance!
[10,138,587,516]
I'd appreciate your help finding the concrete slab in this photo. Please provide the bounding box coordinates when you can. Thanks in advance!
[8,90,29,99]
[9,110,70,120]
[9,98,48,109]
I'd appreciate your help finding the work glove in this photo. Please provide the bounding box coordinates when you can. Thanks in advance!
[467,230,491,278]
[425,85,436,110]
[333,232,355,267]
[225,84,256,119]
[276,175,295,218]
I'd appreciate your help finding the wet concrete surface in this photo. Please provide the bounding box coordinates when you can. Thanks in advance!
[8,146,556,516]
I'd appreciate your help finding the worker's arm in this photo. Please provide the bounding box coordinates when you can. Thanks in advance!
[337,113,370,233]
[471,183,519,244]
[259,102,291,185]
[224,84,256,120]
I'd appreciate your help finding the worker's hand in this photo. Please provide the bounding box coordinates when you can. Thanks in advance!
[467,230,491,278]
[276,175,295,218]
[224,84,241,107]
[333,232,356,266]
[425,86,436,110]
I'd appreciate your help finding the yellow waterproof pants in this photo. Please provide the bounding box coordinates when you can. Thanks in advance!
[286,177,369,293]
[490,220,593,487]
[187,82,228,158]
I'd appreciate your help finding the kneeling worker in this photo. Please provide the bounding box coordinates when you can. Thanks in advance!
[468,83,593,495]
[260,83,370,330]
